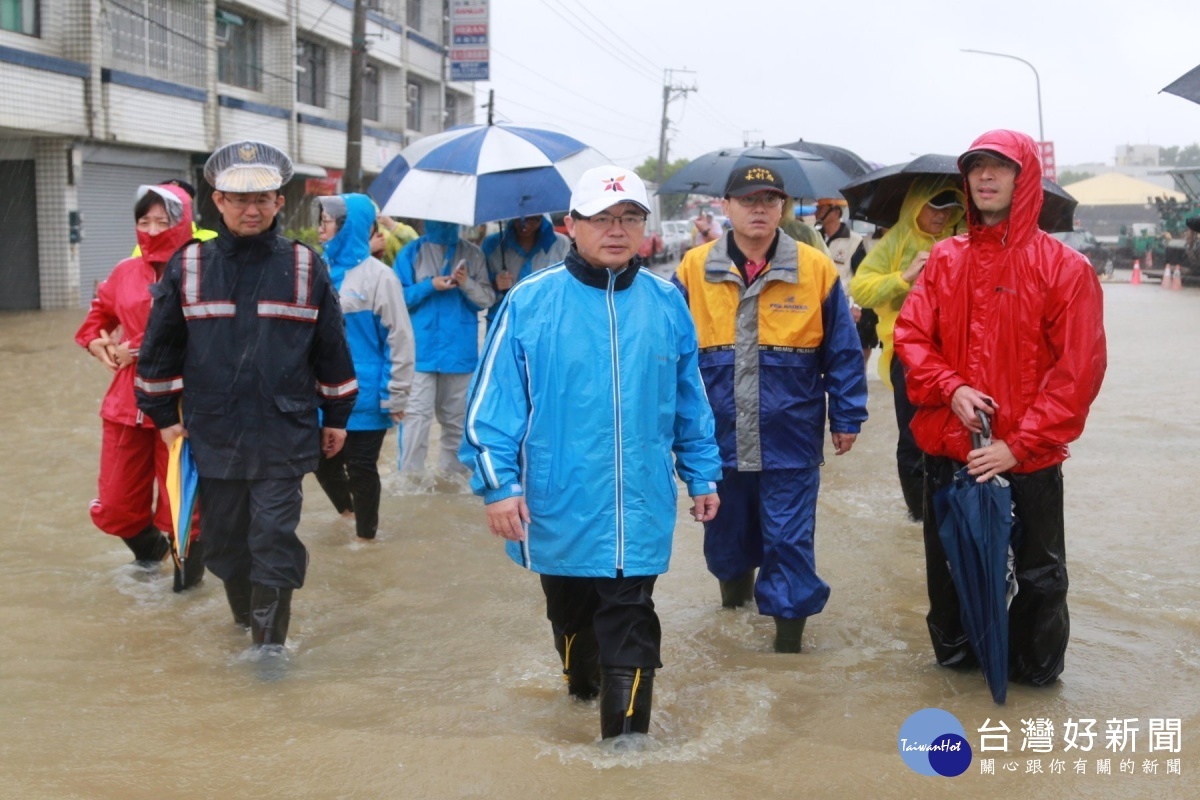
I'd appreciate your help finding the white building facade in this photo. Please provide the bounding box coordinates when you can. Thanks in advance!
[0,0,475,309]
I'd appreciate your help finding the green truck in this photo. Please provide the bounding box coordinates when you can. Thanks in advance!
[1115,167,1200,276]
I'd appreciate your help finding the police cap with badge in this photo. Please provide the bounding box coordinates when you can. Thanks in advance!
[204,140,294,193]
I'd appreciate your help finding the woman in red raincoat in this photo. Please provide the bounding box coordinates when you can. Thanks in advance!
[75,184,204,591]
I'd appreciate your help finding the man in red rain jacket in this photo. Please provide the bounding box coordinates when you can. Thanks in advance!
[894,129,1106,686]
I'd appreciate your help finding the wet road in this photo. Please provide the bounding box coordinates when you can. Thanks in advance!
[0,271,1196,798]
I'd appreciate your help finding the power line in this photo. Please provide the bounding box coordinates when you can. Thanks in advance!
[557,0,662,79]
[533,0,659,85]
[488,47,648,126]
[494,95,653,144]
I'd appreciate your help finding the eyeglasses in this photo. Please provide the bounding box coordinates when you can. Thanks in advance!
[733,194,785,208]
[319,215,336,227]
[221,193,279,209]
[581,213,647,229]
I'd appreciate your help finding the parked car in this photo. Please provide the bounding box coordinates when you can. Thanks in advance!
[661,220,691,261]
[638,227,665,262]
[1052,230,1115,279]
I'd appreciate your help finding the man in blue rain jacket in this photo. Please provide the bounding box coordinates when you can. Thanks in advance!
[460,166,721,741]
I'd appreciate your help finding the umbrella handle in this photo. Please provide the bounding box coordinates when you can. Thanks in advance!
[972,409,992,449]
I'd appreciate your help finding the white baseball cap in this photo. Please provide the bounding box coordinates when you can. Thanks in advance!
[569,166,651,217]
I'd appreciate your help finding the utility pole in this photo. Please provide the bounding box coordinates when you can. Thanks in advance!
[343,0,369,192]
[656,68,696,185]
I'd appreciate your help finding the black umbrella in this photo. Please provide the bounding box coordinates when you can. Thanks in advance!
[774,138,873,179]
[1162,64,1200,106]
[657,145,851,199]
[840,153,1077,233]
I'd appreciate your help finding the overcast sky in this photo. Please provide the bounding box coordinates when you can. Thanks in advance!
[473,0,1200,172]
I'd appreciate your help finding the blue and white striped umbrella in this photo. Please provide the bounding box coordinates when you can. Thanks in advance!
[368,123,610,225]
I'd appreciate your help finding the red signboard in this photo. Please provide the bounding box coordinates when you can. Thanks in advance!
[1038,141,1056,183]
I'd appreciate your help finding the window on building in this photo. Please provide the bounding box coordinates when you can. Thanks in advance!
[296,37,327,107]
[216,7,261,91]
[362,63,380,121]
[105,1,206,85]
[444,92,458,128]
[406,0,422,31]
[406,81,422,131]
[0,0,39,36]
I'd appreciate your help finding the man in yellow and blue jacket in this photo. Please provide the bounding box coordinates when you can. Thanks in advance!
[674,163,868,652]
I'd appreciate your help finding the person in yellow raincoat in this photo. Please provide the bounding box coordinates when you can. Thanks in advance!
[848,178,964,521]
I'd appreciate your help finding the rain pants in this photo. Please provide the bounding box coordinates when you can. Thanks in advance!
[893,129,1107,684]
[675,232,868,618]
[75,185,196,541]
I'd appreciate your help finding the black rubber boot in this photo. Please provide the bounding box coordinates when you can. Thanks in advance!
[223,576,253,628]
[172,539,206,593]
[599,667,655,739]
[553,629,600,700]
[898,465,925,522]
[123,525,169,566]
[719,570,756,609]
[250,585,293,647]
[773,616,807,653]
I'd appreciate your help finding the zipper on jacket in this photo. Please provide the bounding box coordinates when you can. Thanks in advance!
[607,270,625,570]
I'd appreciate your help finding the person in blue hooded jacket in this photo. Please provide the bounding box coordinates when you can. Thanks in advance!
[394,221,494,478]
[480,215,570,327]
[460,166,721,742]
[315,194,415,539]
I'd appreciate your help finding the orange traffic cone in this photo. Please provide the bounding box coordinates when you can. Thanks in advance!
[1172,265,1183,291]
[1162,263,1174,288]
[1131,259,1142,285]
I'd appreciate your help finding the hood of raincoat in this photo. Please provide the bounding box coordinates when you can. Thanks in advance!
[135,184,193,268]
[877,176,966,295]
[320,193,376,280]
[958,129,1043,249]
[423,220,461,246]
[505,215,560,252]
[849,176,965,386]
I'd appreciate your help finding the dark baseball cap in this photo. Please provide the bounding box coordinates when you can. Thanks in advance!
[927,190,963,210]
[959,148,1019,174]
[725,163,787,198]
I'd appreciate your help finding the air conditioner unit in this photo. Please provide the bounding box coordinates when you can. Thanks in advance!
[214,9,242,47]
[406,84,419,102]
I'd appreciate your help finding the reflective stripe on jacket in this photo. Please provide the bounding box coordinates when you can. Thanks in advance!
[460,249,721,578]
[675,231,868,470]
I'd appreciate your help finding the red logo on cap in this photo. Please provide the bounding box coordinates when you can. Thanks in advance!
[603,176,626,193]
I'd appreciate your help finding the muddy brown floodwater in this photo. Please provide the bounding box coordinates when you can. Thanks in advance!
[0,272,1196,798]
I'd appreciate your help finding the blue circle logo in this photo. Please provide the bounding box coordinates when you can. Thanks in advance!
[898,708,973,777]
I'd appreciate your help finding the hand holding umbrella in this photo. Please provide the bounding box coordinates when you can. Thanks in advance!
[933,409,1018,704]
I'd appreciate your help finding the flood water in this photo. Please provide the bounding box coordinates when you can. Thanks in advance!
[1,272,1197,799]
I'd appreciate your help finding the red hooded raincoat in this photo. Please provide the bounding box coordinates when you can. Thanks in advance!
[894,130,1106,472]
